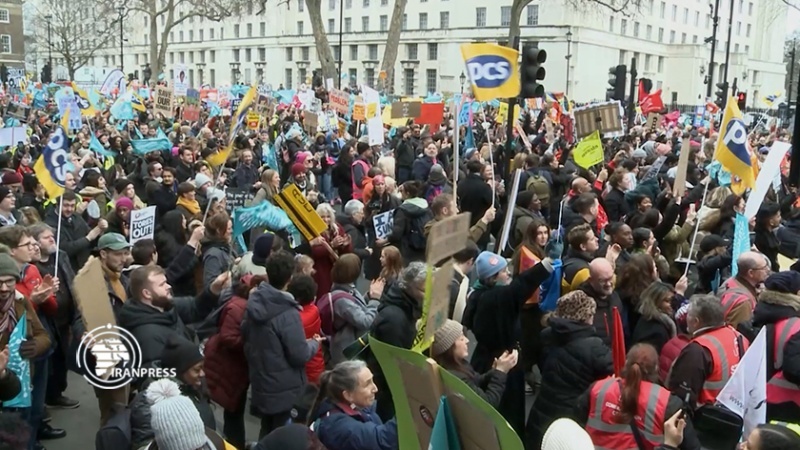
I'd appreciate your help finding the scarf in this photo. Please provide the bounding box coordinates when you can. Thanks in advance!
[0,294,17,336]
[177,197,201,216]
[103,264,127,303]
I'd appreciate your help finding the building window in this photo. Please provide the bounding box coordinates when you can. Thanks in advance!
[736,21,741,35]
[2,35,13,54]
[258,48,265,61]
[526,5,538,25]
[693,35,698,44]
[210,69,215,86]
[245,48,252,62]
[368,44,378,60]
[362,16,369,32]
[748,2,753,14]
[363,0,369,6]
[476,7,486,27]
[671,4,677,20]
[501,6,511,27]
[244,68,251,84]
[402,14,408,30]
[350,45,358,60]
[738,0,743,12]
[419,12,427,29]
[645,54,651,70]
[657,56,664,72]
[609,17,614,32]
[329,0,335,10]
[345,18,352,32]
[620,19,627,35]
[297,21,304,34]
[380,15,387,31]
[681,32,686,43]
[286,47,293,61]
[694,11,699,26]
[210,28,215,39]
[210,50,215,63]
[682,7,688,23]
[381,0,388,4]
[298,0,304,11]
[366,68,375,87]
[179,31,183,41]
[633,22,639,37]
[735,43,740,53]
[332,46,340,61]
[669,30,675,43]
[659,1,665,18]
[440,11,450,28]
[404,68,415,96]
[260,22,266,36]
[349,68,357,87]
[199,29,204,40]
[0,10,9,23]
[285,68,293,89]
[646,24,652,40]
[618,50,626,65]
[302,46,310,60]
[328,19,335,34]
[234,24,240,38]
[428,43,438,60]
[426,69,437,94]
[407,43,418,60]
[189,30,193,41]
[746,24,751,37]
[247,23,252,37]
[346,0,352,7]
[745,44,749,53]
[233,49,240,62]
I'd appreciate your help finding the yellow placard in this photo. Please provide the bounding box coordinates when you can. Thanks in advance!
[573,130,604,169]
[272,184,327,241]
[382,105,408,127]
[366,102,377,119]
[246,112,260,130]
[496,102,508,124]
[353,103,366,121]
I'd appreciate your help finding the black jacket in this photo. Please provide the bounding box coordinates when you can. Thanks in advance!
[447,365,507,409]
[337,213,370,261]
[386,198,432,264]
[631,314,676,354]
[117,288,219,367]
[148,183,177,218]
[755,226,781,272]
[525,317,613,449]
[175,161,194,183]
[579,281,630,347]
[696,250,732,294]
[456,174,493,248]
[44,208,94,272]
[395,138,414,168]
[604,188,630,223]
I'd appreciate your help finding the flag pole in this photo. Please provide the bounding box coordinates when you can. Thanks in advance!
[684,137,710,277]
[54,195,63,271]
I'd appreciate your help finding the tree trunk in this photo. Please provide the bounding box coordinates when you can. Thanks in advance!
[507,0,531,46]
[306,0,337,81]
[148,0,160,78]
[379,0,408,93]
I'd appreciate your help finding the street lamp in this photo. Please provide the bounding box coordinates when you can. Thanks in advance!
[337,0,344,89]
[254,61,265,84]
[459,71,466,93]
[565,30,573,97]
[117,7,125,71]
[196,62,205,85]
[229,62,241,84]
[45,15,52,70]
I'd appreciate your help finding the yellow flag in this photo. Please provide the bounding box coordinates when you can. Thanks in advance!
[573,130,604,169]
[70,82,97,117]
[460,43,520,101]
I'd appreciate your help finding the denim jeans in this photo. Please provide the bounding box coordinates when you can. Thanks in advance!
[319,171,333,201]
[27,358,48,449]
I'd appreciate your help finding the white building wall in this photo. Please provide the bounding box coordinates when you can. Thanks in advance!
[63,0,785,107]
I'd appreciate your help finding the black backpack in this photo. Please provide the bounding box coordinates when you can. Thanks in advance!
[95,404,131,450]
[407,209,434,251]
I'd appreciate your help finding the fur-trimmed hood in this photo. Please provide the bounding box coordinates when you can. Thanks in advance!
[759,289,800,311]
[753,289,800,328]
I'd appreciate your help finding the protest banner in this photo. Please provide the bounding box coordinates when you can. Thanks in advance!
[646,112,661,133]
[573,101,624,140]
[225,187,255,212]
[186,88,200,106]
[673,142,693,198]
[73,257,116,329]
[353,103,366,121]
[329,89,349,115]
[182,105,200,122]
[373,210,394,240]
[154,87,174,118]
[174,64,189,96]
[247,112,260,130]
[411,260,454,352]
[573,130,604,169]
[426,213,471,264]
[273,184,327,241]
[130,206,157,244]
[303,111,318,135]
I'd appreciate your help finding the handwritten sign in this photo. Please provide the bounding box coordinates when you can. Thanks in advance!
[225,187,255,212]
[329,89,349,115]
[373,210,394,240]
[247,112,260,130]
[426,213,471,264]
[130,206,156,243]
[390,101,422,119]
[182,105,200,122]
[353,103,366,121]
[154,87,174,118]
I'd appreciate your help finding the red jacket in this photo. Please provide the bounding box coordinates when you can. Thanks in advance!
[17,264,57,317]
[310,224,353,299]
[300,304,324,384]
[204,295,249,412]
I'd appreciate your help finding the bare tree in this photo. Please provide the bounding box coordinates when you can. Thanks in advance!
[305,0,337,81]
[126,0,253,81]
[507,0,640,44]
[31,0,123,79]
[378,0,408,92]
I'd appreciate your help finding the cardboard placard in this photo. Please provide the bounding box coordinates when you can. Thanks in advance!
[646,112,661,133]
[373,210,394,240]
[256,94,275,117]
[422,261,453,343]
[247,112,260,129]
[572,102,623,140]
[672,143,692,198]
[74,257,116,329]
[329,89,349,115]
[130,206,157,244]
[426,213,471,264]
[186,88,200,106]
[154,87,174,118]
[182,105,200,122]
[225,186,256,212]
[391,101,422,119]
[303,111,318,134]
[353,103,366,121]
[272,183,327,241]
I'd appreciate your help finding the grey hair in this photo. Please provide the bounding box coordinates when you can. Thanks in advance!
[27,223,54,240]
[688,294,725,328]
[398,261,427,290]
[316,202,336,219]
[321,360,368,402]
[344,200,364,218]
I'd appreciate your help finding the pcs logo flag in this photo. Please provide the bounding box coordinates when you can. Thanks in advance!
[460,43,520,102]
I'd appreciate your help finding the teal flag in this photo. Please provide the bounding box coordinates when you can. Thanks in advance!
[5,312,31,408]
[429,396,461,450]
[732,212,750,277]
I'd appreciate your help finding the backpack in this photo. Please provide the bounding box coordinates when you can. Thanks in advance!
[407,209,434,251]
[95,404,131,450]
[425,184,444,206]
[316,290,358,336]
[526,172,550,204]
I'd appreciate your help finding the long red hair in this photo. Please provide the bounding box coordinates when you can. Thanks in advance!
[615,343,659,424]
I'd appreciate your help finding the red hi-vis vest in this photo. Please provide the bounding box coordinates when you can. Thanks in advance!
[692,326,748,405]
[351,159,370,200]
[718,277,756,320]
[766,317,800,407]
[586,377,671,450]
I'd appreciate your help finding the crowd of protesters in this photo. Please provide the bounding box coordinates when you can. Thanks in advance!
[0,77,796,450]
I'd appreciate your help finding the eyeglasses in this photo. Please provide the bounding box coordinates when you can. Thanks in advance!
[16,242,39,249]
[0,279,16,287]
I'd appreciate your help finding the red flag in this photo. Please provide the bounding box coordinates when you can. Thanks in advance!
[640,90,664,115]
[612,307,626,377]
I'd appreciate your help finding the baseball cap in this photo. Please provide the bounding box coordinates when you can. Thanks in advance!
[98,233,132,251]
[699,234,729,253]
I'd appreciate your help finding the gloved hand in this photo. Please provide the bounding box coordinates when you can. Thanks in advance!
[19,340,37,359]
[545,238,564,260]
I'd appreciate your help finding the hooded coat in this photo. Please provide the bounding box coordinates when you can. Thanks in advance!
[241,283,320,416]
[386,197,432,263]
[44,207,94,272]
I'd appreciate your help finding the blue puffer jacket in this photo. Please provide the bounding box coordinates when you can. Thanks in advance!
[315,400,398,450]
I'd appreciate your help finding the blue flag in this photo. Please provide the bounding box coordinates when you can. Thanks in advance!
[5,312,31,408]
[429,396,461,450]
[538,259,563,312]
[207,101,222,118]
[732,212,750,277]
[89,134,117,158]
[463,125,475,153]
[130,129,172,155]
[232,201,302,252]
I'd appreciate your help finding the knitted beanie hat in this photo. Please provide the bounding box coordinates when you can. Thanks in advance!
[160,335,203,379]
[554,291,597,324]
[432,320,463,357]
[147,379,211,450]
[0,246,19,281]
[542,418,594,450]
[475,251,508,281]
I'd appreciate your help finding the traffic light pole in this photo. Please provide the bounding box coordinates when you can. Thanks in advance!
[504,36,520,180]
[722,0,734,91]
[790,64,800,185]
[788,43,796,122]
[706,0,722,98]
[627,58,637,133]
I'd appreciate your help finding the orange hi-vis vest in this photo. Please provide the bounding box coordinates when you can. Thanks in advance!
[692,326,748,405]
[766,317,800,407]
[586,377,671,450]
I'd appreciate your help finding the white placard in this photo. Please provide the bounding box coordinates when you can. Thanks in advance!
[373,210,394,240]
[0,127,29,146]
[129,206,157,244]
[367,117,384,146]
[325,78,334,91]
[173,64,188,96]
[744,141,790,219]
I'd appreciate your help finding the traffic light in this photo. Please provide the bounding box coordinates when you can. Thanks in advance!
[606,65,627,101]
[41,64,51,83]
[520,47,547,98]
[715,82,729,109]
[737,92,747,111]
